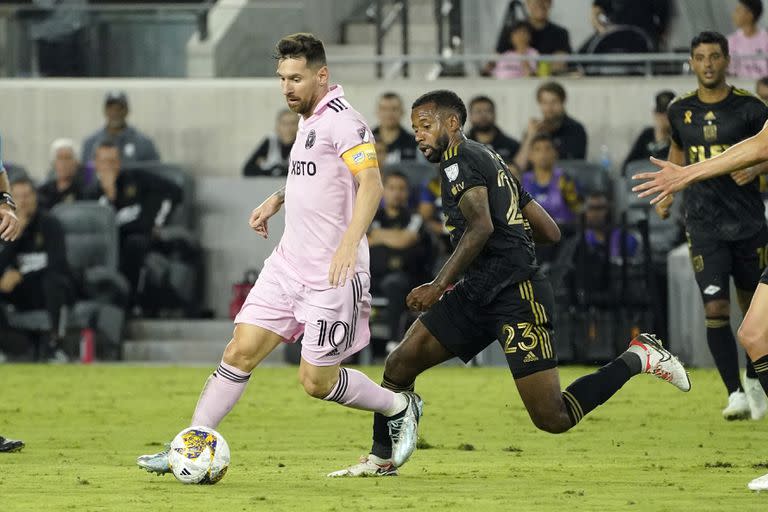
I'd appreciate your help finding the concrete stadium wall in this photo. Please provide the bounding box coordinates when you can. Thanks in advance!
[1,76,761,180]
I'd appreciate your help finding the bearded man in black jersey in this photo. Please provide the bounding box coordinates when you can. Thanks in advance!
[657,31,768,421]
[329,90,691,478]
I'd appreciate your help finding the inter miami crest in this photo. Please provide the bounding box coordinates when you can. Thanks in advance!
[305,129,316,149]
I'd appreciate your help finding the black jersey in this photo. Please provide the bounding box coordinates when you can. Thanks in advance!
[440,139,538,304]
[668,87,768,240]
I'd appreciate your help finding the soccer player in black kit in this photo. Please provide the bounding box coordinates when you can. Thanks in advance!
[659,31,768,421]
[329,90,691,477]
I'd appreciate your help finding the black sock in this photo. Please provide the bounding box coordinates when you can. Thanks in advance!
[746,356,757,379]
[705,318,742,394]
[562,358,632,426]
[370,375,414,460]
[753,355,768,396]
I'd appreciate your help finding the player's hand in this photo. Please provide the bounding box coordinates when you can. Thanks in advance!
[248,195,282,238]
[632,157,688,205]
[0,205,20,242]
[328,237,357,288]
[0,269,22,293]
[654,193,674,220]
[406,282,444,312]
[526,118,543,136]
[731,167,759,186]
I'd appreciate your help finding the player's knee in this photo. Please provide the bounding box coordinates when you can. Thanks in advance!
[383,346,408,381]
[298,369,335,399]
[222,338,259,372]
[704,300,730,319]
[738,320,765,356]
[528,408,571,434]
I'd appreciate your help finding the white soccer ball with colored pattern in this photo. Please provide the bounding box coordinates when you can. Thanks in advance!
[168,426,230,484]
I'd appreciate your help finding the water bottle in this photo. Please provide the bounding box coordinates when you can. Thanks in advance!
[599,144,612,174]
[80,327,95,364]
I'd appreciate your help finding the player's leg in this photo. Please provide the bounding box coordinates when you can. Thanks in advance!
[329,284,487,477]
[297,357,408,416]
[137,264,297,475]
[732,228,768,421]
[739,283,768,491]
[690,233,748,418]
[505,277,688,433]
[190,323,284,427]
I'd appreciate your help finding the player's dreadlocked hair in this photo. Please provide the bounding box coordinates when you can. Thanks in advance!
[274,33,327,68]
[412,89,467,127]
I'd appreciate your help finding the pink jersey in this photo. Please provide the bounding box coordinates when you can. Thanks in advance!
[269,85,378,289]
[728,28,768,78]
[492,48,539,79]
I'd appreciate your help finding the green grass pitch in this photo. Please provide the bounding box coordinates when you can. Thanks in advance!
[1,364,767,511]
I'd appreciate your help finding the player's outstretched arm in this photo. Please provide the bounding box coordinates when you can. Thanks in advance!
[328,167,383,288]
[521,200,561,245]
[406,186,493,312]
[633,124,768,204]
[248,186,285,239]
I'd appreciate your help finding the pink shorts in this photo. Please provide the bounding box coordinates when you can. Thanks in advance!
[234,258,371,366]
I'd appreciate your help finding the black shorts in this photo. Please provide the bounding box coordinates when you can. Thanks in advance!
[420,275,558,379]
[686,226,768,303]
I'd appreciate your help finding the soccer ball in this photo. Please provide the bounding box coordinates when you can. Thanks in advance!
[168,426,230,484]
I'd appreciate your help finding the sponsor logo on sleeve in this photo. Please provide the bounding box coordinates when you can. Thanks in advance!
[358,127,370,143]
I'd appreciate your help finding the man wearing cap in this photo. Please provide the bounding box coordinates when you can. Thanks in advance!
[622,90,676,170]
[81,91,160,165]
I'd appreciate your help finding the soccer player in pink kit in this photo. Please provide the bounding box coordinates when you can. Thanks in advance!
[137,33,422,476]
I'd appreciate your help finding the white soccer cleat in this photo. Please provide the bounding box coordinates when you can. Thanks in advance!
[745,376,767,421]
[390,391,424,468]
[327,455,398,477]
[748,472,768,491]
[137,445,171,475]
[628,333,691,392]
[722,390,751,421]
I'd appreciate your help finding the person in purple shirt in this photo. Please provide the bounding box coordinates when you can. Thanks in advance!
[521,134,582,227]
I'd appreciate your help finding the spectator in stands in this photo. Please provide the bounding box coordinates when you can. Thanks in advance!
[369,171,432,345]
[587,0,670,51]
[242,110,298,177]
[37,139,88,210]
[559,190,641,308]
[515,82,587,170]
[88,141,177,300]
[418,172,446,239]
[372,93,420,166]
[521,134,582,227]
[0,177,73,361]
[81,91,160,165]
[756,75,768,100]
[622,90,675,171]
[29,0,88,77]
[466,96,520,169]
[492,21,539,79]
[494,0,571,76]
[728,0,768,78]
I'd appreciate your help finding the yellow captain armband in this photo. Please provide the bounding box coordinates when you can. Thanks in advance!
[341,143,379,175]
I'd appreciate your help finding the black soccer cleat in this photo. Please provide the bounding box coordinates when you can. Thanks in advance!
[0,436,25,453]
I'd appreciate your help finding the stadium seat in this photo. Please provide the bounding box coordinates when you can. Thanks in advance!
[3,163,30,183]
[4,202,129,359]
[581,25,655,76]
[121,162,202,316]
[557,160,612,195]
